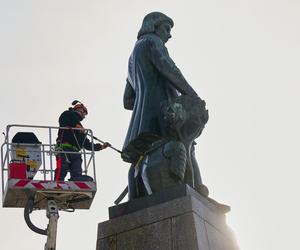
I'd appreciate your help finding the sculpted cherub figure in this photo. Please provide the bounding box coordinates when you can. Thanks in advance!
[137,95,209,197]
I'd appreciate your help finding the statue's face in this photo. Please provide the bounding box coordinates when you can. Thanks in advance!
[155,22,172,44]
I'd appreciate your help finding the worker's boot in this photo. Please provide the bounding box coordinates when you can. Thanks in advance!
[69,175,93,182]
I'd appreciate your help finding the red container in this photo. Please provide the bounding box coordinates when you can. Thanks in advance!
[9,162,27,179]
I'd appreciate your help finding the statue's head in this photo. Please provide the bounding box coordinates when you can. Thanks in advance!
[162,96,209,141]
[138,12,174,43]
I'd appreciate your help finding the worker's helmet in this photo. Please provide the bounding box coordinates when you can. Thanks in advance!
[72,100,88,118]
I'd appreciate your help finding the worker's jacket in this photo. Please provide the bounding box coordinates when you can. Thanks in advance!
[56,108,95,151]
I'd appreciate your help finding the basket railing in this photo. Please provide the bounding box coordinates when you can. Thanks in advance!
[1,124,97,195]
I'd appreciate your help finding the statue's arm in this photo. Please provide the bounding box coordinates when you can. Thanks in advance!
[123,79,135,110]
[149,39,198,97]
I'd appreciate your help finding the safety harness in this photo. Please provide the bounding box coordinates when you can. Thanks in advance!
[55,127,87,181]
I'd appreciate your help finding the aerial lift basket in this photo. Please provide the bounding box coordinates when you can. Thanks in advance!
[1,124,98,210]
[1,124,100,250]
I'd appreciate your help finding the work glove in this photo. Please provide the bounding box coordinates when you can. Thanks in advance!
[101,142,111,149]
[94,143,102,151]
[94,143,111,151]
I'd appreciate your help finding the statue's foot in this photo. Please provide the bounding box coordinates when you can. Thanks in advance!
[195,184,230,213]
[196,184,209,197]
[206,196,231,213]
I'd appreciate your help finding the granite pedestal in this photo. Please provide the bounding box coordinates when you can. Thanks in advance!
[96,185,239,250]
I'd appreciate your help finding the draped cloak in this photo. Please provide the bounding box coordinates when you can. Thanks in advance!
[122,34,197,161]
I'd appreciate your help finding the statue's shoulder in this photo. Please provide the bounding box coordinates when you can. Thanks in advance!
[138,34,163,48]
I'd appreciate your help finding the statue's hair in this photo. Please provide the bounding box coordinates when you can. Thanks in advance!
[177,96,208,126]
[137,12,174,39]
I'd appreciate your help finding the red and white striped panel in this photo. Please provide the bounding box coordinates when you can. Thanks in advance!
[8,179,96,191]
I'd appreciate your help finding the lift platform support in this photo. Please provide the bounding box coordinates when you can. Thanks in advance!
[1,124,99,250]
[24,197,59,250]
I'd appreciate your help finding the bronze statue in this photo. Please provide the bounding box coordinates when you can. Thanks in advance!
[122,12,208,199]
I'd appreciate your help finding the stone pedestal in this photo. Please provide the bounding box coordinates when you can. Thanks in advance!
[96,185,239,250]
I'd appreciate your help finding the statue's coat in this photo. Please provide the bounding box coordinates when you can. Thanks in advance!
[123,34,197,158]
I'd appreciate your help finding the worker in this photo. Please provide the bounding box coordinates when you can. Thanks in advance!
[54,101,109,181]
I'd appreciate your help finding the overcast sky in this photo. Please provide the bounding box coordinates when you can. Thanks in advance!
[0,1,299,250]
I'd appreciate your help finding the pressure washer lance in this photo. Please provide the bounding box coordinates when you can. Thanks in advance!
[91,135,122,154]
[90,135,132,162]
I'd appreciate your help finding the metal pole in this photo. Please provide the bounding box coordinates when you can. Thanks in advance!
[6,125,10,176]
[83,149,87,175]
[90,131,96,184]
[45,200,59,250]
[42,145,47,180]
[92,135,122,154]
[48,128,53,181]
[1,144,5,196]
[2,126,10,195]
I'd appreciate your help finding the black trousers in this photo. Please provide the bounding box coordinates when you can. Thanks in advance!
[54,149,82,181]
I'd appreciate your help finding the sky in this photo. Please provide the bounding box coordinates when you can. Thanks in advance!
[0,0,299,249]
